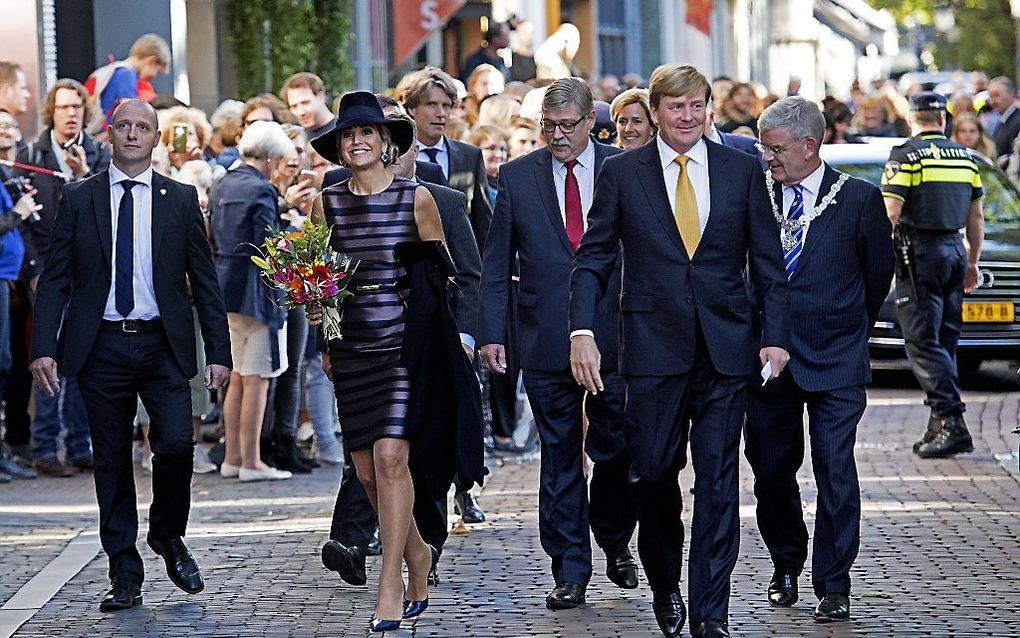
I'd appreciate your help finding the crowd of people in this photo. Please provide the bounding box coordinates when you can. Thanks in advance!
[0,20,1005,638]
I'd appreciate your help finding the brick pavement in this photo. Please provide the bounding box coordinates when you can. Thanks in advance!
[2,365,1018,637]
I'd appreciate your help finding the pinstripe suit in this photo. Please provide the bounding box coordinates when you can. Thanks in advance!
[744,163,895,599]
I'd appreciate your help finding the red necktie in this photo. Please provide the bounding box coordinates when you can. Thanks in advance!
[564,159,583,251]
[422,147,440,163]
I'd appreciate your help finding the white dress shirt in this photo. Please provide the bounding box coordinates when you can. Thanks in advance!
[104,164,160,321]
[657,135,711,233]
[551,139,597,231]
[782,162,826,244]
[416,137,450,179]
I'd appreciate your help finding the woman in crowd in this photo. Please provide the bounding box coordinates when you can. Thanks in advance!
[507,116,542,159]
[717,82,759,135]
[156,106,213,175]
[822,100,863,144]
[952,111,996,158]
[211,121,293,482]
[307,91,441,632]
[476,93,521,128]
[610,88,656,150]
[464,64,505,126]
[468,124,509,208]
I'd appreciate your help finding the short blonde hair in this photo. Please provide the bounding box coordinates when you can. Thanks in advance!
[158,106,213,149]
[610,88,652,123]
[129,34,171,68]
[397,67,459,110]
[468,124,509,148]
[477,93,522,127]
[648,64,710,108]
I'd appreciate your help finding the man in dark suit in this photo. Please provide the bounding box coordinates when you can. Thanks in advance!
[747,97,894,624]
[570,65,790,638]
[319,112,482,587]
[29,99,231,611]
[988,76,1020,163]
[480,78,637,611]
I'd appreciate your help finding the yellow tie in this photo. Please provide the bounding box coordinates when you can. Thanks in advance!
[673,155,700,257]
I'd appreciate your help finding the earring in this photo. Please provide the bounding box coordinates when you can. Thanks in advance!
[381,152,390,163]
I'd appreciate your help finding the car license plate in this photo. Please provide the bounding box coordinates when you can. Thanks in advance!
[962,302,1014,322]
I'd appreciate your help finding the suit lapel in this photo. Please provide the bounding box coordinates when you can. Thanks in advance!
[445,137,463,177]
[794,164,841,274]
[150,172,169,266]
[637,142,684,252]
[92,172,113,269]
[533,150,574,255]
[698,140,730,257]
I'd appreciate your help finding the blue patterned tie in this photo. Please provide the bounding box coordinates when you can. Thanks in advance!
[783,185,804,279]
[115,180,137,318]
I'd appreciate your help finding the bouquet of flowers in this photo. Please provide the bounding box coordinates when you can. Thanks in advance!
[250,222,358,341]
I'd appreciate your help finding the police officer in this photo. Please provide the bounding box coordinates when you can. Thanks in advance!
[881,92,985,458]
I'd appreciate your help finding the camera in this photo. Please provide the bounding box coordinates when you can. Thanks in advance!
[3,176,30,201]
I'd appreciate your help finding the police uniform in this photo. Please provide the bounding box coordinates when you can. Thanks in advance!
[880,92,982,458]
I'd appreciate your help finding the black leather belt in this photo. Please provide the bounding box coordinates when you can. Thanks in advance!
[100,318,163,333]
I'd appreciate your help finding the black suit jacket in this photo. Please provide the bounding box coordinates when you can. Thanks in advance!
[758,165,894,392]
[480,142,622,373]
[444,138,493,252]
[570,139,789,377]
[993,107,1020,161]
[15,129,111,276]
[31,169,231,378]
[419,180,481,341]
[322,160,446,190]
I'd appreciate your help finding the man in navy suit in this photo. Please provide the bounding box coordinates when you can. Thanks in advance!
[29,100,232,610]
[479,78,637,610]
[745,97,894,623]
[570,65,790,638]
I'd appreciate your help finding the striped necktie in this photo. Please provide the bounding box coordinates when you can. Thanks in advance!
[784,184,804,279]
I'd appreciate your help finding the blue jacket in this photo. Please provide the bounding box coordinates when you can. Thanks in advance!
[210,163,285,330]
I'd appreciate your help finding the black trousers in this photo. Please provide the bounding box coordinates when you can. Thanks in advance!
[624,332,745,628]
[896,233,966,416]
[77,329,194,581]
[744,373,865,598]
[521,368,635,586]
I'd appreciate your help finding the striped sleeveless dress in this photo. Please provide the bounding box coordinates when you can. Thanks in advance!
[321,176,419,451]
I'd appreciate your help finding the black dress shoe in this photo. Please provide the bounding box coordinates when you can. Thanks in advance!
[767,571,799,607]
[321,540,367,586]
[652,589,686,637]
[453,490,486,523]
[365,527,382,556]
[605,549,639,589]
[692,619,730,637]
[545,581,585,609]
[814,593,851,622]
[99,573,142,612]
[146,534,204,594]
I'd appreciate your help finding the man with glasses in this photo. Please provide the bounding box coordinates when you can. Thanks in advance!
[746,96,893,624]
[480,77,637,611]
[15,79,110,477]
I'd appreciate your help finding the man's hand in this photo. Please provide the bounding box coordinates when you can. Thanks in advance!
[480,344,507,374]
[759,346,790,380]
[204,364,231,390]
[570,335,604,395]
[64,144,90,179]
[964,262,979,293]
[13,191,41,221]
[30,357,59,397]
[305,303,323,326]
[321,355,332,380]
[462,343,476,362]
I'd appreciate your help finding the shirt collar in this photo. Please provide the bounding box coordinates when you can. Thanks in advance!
[1002,104,1017,122]
[552,139,596,171]
[785,162,826,198]
[109,163,153,188]
[417,136,447,152]
[657,134,707,170]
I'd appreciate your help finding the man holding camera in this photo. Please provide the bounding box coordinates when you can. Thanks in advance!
[15,79,110,476]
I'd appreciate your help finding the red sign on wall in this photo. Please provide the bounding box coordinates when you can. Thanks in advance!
[393,0,467,66]
[687,0,713,35]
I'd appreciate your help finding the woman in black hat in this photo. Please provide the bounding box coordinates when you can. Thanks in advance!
[307,91,444,632]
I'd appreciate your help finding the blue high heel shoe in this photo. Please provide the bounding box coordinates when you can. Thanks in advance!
[370,618,401,632]
[403,545,439,620]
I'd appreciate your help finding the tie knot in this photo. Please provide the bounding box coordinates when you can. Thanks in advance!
[120,180,138,193]
[564,158,578,171]
[674,155,689,170]
[791,184,804,200]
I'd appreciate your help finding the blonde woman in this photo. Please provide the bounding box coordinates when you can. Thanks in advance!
[610,88,656,150]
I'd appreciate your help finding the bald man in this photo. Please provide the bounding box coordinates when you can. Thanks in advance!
[30,99,232,611]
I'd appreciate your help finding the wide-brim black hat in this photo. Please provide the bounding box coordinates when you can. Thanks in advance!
[310,90,415,166]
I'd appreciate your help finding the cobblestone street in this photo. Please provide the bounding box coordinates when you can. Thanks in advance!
[1,365,1018,637]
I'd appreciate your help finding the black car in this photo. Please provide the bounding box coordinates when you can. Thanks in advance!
[820,140,1020,370]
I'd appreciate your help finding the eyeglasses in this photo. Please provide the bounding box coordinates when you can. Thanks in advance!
[754,139,807,156]
[540,114,587,134]
[0,122,19,130]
